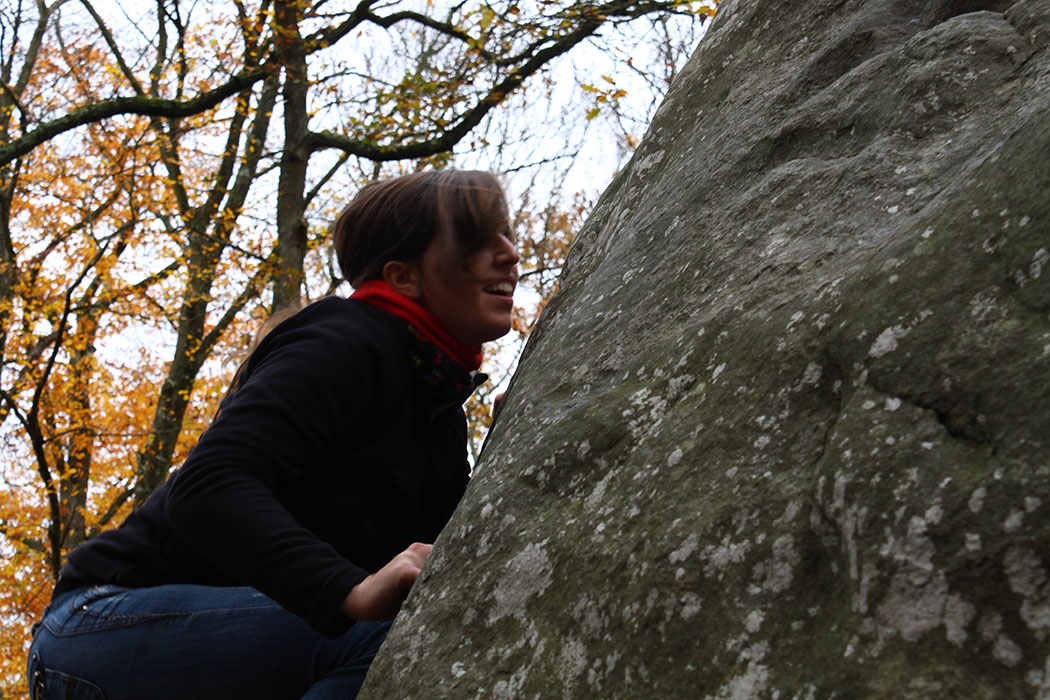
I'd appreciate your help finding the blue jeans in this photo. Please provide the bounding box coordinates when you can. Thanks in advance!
[27,584,390,700]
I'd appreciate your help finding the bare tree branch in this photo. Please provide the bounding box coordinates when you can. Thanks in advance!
[79,0,146,96]
[305,0,687,160]
[0,65,272,167]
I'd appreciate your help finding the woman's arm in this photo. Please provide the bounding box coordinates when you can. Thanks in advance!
[167,299,396,636]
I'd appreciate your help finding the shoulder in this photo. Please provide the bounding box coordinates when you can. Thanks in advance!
[229,296,410,400]
[256,297,404,361]
[212,297,413,441]
[276,296,397,340]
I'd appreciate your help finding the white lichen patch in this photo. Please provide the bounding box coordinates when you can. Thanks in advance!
[623,388,669,441]
[489,543,553,623]
[774,501,802,527]
[571,595,608,636]
[492,667,529,700]
[1032,248,1049,279]
[876,566,949,643]
[703,535,752,576]
[869,325,910,358]
[755,414,777,430]
[855,562,879,615]
[969,291,1003,322]
[1004,510,1025,533]
[1017,248,1050,285]
[824,472,870,590]
[1022,598,1050,634]
[754,535,799,593]
[994,635,1023,667]
[943,594,976,645]
[969,487,987,513]
[668,373,697,400]
[557,636,588,688]
[670,533,701,564]
[681,592,703,619]
[1004,547,1050,634]
[1027,655,1050,698]
[584,471,613,511]
[705,642,770,700]
[801,361,822,386]
[632,149,665,177]
[875,516,953,644]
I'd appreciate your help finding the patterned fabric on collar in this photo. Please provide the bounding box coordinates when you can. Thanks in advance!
[403,322,487,414]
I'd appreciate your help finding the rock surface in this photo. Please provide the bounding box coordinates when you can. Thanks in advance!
[360,0,1050,697]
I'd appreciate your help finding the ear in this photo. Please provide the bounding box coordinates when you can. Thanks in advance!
[381,260,422,299]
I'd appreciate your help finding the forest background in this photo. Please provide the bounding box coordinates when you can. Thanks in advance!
[0,0,714,693]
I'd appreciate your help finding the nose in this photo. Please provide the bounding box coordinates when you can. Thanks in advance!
[496,234,520,267]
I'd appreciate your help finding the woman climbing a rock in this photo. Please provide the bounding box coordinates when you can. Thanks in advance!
[27,170,519,700]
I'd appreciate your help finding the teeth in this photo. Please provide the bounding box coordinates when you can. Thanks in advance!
[484,282,515,295]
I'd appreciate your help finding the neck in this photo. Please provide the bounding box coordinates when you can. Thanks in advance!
[351,280,483,370]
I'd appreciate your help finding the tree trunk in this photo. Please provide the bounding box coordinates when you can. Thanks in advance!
[133,229,221,504]
[272,0,310,312]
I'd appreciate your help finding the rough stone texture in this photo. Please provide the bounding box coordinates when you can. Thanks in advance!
[360,0,1050,697]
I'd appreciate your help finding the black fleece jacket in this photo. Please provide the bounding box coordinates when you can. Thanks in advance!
[57,297,474,637]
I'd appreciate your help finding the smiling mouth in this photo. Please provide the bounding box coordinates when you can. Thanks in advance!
[483,282,515,297]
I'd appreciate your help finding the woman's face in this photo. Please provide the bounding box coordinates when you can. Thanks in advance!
[416,226,520,346]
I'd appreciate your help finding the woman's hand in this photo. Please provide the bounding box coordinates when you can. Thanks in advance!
[340,542,432,621]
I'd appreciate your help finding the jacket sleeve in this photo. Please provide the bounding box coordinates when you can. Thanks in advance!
[165,301,379,638]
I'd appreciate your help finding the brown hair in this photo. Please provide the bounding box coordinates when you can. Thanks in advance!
[331,170,510,286]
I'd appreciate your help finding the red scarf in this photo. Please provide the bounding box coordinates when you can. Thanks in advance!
[351,280,483,371]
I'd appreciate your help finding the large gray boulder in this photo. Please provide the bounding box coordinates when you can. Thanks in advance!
[361,0,1050,696]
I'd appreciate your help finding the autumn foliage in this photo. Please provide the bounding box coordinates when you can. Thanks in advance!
[0,0,714,694]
